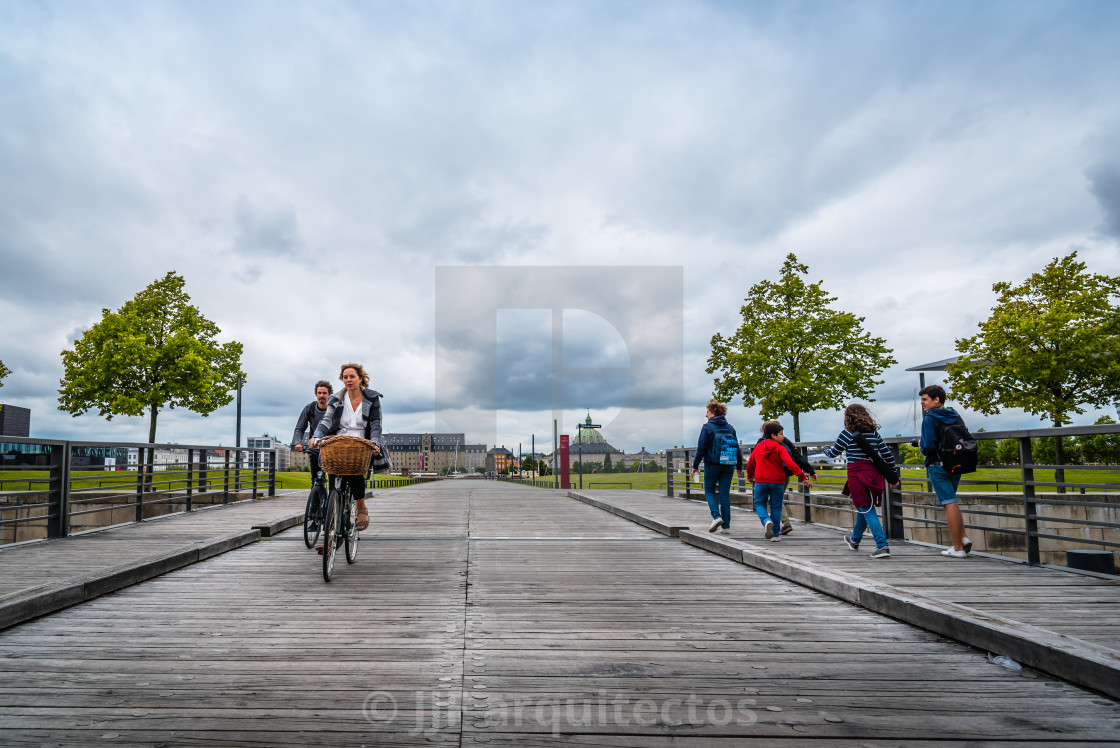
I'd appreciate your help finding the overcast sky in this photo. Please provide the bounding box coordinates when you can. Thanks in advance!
[1,0,1118,452]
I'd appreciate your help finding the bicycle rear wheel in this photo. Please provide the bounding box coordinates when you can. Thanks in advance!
[303,483,325,549]
[345,494,359,564]
[322,488,340,582]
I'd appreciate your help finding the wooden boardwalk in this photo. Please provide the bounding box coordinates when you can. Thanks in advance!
[0,482,1118,746]
[575,489,1120,651]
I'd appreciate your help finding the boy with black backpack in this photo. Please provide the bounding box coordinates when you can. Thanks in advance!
[919,385,977,558]
[691,400,744,534]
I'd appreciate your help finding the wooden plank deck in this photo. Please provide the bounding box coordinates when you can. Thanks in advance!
[574,488,1120,651]
[0,491,308,600]
[0,482,1117,746]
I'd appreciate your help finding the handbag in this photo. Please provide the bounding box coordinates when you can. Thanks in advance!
[852,432,900,485]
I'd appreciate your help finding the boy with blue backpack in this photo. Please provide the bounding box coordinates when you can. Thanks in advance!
[691,400,744,534]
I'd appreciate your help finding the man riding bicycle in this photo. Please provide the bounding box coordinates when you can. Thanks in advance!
[293,380,333,476]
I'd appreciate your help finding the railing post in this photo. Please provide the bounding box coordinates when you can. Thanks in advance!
[885,443,904,540]
[684,450,692,500]
[46,442,70,538]
[1020,437,1040,565]
[234,449,241,497]
[186,448,194,512]
[666,450,674,497]
[223,449,230,504]
[199,451,208,499]
[795,445,810,525]
[269,449,276,497]
[251,450,259,501]
[135,446,146,523]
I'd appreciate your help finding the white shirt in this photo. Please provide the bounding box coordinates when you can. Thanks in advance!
[339,393,365,437]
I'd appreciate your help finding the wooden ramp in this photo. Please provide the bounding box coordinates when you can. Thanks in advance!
[0,482,1118,746]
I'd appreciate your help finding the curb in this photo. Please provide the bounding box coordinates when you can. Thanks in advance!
[567,491,1120,700]
[252,512,304,538]
[569,491,689,537]
[0,529,260,631]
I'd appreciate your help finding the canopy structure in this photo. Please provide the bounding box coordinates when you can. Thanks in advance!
[905,356,960,388]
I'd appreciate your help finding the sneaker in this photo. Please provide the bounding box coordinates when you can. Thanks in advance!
[770,535,781,542]
[719,527,731,534]
[870,547,891,559]
[709,517,723,533]
[962,537,973,554]
[764,520,774,539]
[780,524,793,536]
[844,536,859,551]
[941,548,968,558]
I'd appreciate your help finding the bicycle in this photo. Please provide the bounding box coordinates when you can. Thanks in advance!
[314,434,379,583]
[320,475,359,582]
[302,449,328,549]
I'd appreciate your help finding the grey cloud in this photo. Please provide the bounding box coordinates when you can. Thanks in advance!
[1087,161,1120,240]
[231,196,305,257]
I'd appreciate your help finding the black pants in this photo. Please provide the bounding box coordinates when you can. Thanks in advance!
[330,474,365,501]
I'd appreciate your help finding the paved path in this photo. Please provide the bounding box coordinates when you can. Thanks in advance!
[1,482,1118,746]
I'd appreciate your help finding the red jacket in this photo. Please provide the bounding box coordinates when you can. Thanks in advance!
[747,439,807,484]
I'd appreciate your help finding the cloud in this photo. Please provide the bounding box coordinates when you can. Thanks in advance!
[1087,160,1120,241]
[2,1,1120,450]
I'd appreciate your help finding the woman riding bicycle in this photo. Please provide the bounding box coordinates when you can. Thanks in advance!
[309,362,385,533]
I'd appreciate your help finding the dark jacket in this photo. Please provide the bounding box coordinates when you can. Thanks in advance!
[754,435,817,480]
[291,402,328,448]
[312,387,385,446]
[747,439,808,484]
[920,407,964,467]
[693,415,744,470]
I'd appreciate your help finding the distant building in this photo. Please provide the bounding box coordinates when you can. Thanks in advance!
[544,413,626,469]
[383,433,487,474]
[619,447,663,470]
[0,403,30,438]
[486,446,516,474]
[245,435,290,471]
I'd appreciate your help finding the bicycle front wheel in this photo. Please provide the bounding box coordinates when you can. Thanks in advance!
[303,484,325,549]
[345,494,359,564]
[322,488,341,583]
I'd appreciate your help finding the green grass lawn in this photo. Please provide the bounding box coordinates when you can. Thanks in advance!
[515,466,1120,493]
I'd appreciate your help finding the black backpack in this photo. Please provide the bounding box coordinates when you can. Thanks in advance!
[708,422,740,466]
[939,420,978,475]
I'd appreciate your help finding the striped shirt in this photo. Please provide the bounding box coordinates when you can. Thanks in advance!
[823,429,897,468]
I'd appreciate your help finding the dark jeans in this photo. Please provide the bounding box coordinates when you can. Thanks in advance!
[330,474,365,501]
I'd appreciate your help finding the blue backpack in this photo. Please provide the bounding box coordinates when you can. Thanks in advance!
[708,422,740,466]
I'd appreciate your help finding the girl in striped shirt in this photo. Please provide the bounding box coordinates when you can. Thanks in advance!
[823,404,898,559]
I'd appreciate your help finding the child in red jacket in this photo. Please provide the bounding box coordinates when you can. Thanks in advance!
[747,422,813,540]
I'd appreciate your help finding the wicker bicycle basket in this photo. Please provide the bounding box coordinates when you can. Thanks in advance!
[317,434,378,476]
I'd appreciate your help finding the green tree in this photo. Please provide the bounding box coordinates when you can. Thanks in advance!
[898,443,924,465]
[947,252,1120,490]
[975,428,998,465]
[1081,416,1120,464]
[995,438,1021,465]
[707,254,897,441]
[603,453,613,473]
[58,271,244,449]
[0,359,9,388]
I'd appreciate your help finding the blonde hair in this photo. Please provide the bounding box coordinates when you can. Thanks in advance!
[339,363,370,388]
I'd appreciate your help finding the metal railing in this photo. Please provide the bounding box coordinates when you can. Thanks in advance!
[0,437,277,547]
[666,422,1120,572]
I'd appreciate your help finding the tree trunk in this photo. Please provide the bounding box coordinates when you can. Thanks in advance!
[145,405,158,493]
[1054,427,1066,495]
[792,412,801,442]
